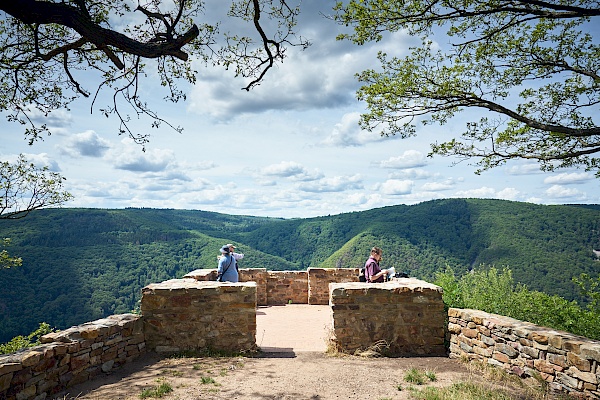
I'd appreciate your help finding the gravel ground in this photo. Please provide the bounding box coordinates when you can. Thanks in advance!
[55,351,530,400]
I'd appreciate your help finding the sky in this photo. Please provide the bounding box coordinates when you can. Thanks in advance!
[1,1,599,219]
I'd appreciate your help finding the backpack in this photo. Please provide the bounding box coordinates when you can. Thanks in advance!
[358,267,367,282]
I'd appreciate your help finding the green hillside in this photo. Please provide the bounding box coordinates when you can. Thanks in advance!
[1,199,599,343]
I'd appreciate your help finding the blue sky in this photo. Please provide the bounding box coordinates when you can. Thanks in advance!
[1,1,598,218]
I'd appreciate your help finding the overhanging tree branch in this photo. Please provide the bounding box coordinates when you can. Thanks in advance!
[0,0,308,146]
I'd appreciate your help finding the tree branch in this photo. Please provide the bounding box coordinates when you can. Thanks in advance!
[0,0,200,67]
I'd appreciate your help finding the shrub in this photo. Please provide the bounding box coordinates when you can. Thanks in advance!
[434,267,600,340]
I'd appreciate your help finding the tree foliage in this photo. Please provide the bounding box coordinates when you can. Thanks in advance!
[435,266,600,340]
[0,238,22,269]
[0,322,53,355]
[333,0,600,175]
[1,155,72,268]
[0,0,308,145]
[1,154,73,220]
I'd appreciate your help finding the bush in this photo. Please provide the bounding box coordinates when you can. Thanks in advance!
[435,267,600,340]
[0,322,54,354]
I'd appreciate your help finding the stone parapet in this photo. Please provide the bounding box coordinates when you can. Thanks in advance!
[0,314,144,400]
[183,268,362,306]
[448,308,600,398]
[266,271,308,305]
[307,267,360,305]
[183,268,268,305]
[141,279,257,354]
[240,269,268,306]
[329,279,446,357]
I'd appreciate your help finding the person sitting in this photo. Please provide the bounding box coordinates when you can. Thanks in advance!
[364,246,388,283]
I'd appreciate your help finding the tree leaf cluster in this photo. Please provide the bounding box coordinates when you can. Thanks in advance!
[435,267,600,340]
[1,198,599,343]
[333,0,600,175]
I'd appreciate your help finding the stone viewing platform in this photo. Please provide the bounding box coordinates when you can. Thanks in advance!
[1,268,600,399]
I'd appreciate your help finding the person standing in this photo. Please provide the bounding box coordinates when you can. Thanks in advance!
[364,246,388,283]
[217,245,239,283]
[226,243,244,271]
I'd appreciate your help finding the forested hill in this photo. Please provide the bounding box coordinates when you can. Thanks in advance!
[1,199,599,343]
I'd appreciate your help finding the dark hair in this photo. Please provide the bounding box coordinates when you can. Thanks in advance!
[371,246,382,255]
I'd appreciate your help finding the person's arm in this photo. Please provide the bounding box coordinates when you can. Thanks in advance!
[233,252,244,260]
[217,257,225,275]
[368,269,388,282]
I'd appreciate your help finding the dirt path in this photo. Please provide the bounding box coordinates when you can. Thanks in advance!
[58,351,488,400]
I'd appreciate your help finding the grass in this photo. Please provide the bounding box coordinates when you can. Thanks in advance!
[408,382,520,400]
[404,367,437,385]
[161,369,184,377]
[404,361,568,400]
[200,376,216,384]
[139,379,173,399]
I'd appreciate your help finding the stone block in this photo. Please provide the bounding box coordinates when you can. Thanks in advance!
[581,344,600,363]
[0,372,13,392]
[556,371,580,390]
[569,366,598,384]
[568,352,592,372]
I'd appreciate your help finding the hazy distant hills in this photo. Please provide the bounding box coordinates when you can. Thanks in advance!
[1,198,599,342]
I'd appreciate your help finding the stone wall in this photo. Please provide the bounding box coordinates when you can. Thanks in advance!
[266,271,308,305]
[141,279,257,354]
[329,278,446,357]
[240,269,268,306]
[183,268,269,305]
[307,267,359,305]
[0,314,144,400]
[184,268,360,306]
[448,308,600,398]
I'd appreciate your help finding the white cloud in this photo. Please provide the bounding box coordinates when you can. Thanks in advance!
[321,112,384,147]
[19,153,62,172]
[497,187,520,200]
[389,168,437,180]
[375,179,414,195]
[297,174,363,193]
[421,179,455,191]
[545,185,587,200]
[506,163,544,175]
[187,4,418,121]
[377,150,428,169]
[544,172,593,185]
[454,186,497,198]
[260,161,323,181]
[110,140,175,173]
[26,107,73,129]
[61,130,111,158]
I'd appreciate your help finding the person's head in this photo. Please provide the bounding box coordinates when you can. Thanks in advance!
[370,246,382,261]
[220,245,230,254]
[226,243,236,252]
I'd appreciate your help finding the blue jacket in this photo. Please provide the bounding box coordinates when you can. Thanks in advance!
[217,254,239,282]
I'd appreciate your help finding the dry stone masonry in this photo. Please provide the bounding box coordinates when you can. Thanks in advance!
[308,268,359,305]
[448,308,600,398]
[184,267,359,306]
[329,278,447,357]
[141,279,257,354]
[0,314,144,400]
